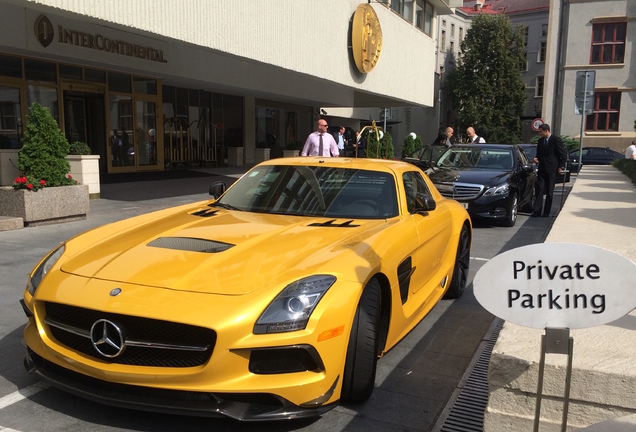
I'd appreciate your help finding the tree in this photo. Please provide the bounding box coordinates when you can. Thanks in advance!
[447,13,527,144]
[18,103,74,187]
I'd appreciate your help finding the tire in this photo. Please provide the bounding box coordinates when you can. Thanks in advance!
[502,193,518,227]
[341,279,381,403]
[444,225,470,299]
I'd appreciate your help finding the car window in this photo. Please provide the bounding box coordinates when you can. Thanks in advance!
[402,171,433,214]
[437,146,514,170]
[218,165,399,219]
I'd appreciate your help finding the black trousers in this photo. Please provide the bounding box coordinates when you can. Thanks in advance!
[533,171,556,216]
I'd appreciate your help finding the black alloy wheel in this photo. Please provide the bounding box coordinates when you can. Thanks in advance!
[444,224,470,299]
[341,279,381,402]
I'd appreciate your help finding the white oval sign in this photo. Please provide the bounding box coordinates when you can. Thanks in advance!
[473,243,636,329]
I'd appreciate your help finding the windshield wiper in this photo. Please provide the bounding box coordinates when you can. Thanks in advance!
[213,202,241,211]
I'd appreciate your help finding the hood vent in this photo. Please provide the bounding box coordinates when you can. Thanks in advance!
[191,208,219,217]
[147,237,234,253]
[308,219,360,228]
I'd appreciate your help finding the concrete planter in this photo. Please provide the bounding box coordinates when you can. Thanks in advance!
[282,149,300,157]
[227,147,244,166]
[67,154,101,198]
[0,184,89,226]
[254,148,270,163]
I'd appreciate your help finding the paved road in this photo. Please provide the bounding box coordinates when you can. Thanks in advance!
[0,172,570,432]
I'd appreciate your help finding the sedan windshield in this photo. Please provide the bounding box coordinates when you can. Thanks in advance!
[216,165,399,219]
[437,147,514,170]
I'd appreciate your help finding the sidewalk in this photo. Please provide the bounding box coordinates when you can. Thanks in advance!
[483,165,636,431]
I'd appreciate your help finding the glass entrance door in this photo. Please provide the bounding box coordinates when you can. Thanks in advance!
[62,88,106,172]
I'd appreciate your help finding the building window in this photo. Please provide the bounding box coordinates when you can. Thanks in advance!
[541,24,548,38]
[586,92,620,131]
[521,52,528,71]
[441,30,446,51]
[535,76,544,98]
[523,26,528,47]
[450,41,454,55]
[538,42,546,62]
[391,0,414,22]
[451,23,455,38]
[424,2,433,36]
[442,19,446,27]
[459,27,463,40]
[591,22,626,64]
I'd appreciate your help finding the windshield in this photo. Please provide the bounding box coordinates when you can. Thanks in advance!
[217,165,399,219]
[437,146,514,170]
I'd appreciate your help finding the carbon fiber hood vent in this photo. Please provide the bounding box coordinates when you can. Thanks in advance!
[147,237,234,253]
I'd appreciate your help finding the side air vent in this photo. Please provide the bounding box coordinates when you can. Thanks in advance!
[147,237,234,253]
[308,219,360,228]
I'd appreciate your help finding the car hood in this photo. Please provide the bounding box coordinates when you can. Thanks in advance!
[427,167,511,185]
[60,204,387,295]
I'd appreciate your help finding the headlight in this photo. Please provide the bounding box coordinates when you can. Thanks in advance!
[254,275,336,334]
[483,183,510,197]
[27,244,65,296]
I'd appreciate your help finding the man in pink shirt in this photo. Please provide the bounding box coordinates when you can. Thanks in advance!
[301,119,339,157]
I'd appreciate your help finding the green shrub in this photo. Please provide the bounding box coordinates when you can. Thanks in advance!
[17,103,75,188]
[68,141,92,155]
[613,159,636,187]
[402,134,423,159]
[365,130,394,160]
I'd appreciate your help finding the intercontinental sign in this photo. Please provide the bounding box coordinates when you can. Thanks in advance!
[34,15,167,63]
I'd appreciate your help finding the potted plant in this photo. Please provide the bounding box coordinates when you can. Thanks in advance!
[67,141,101,198]
[0,103,89,226]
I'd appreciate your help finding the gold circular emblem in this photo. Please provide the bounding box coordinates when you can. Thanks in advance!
[351,4,383,73]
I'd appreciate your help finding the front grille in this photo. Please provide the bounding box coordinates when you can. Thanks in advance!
[249,346,324,374]
[44,302,216,367]
[438,182,483,200]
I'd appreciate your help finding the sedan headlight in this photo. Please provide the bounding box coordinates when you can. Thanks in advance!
[27,244,65,296]
[254,275,336,334]
[483,183,510,197]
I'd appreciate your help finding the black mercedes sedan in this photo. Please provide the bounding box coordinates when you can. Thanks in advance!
[568,147,623,173]
[419,144,536,227]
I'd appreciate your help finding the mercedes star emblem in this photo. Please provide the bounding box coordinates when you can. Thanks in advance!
[90,319,125,358]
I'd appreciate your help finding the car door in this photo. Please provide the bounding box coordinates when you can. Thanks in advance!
[513,146,536,205]
[400,171,452,311]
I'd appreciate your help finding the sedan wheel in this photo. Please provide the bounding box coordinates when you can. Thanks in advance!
[341,279,381,402]
[502,193,518,227]
[444,225,470,299]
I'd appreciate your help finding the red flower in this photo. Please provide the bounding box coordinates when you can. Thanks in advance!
[27,183,33,190]
[40,179,46,186]
[14,177,20,183]
[68,174,73,179]
[20,177,27,184]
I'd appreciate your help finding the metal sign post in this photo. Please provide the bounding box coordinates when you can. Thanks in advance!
[533,328,574,432]
[574,71,596,175]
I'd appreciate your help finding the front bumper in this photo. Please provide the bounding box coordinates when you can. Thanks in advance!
[24,348,337,421]
[462,194,513,220]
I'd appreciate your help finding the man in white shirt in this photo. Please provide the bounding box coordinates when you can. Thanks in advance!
[301,119,339,157]
[625,139,636,160]
[466,127,486,143]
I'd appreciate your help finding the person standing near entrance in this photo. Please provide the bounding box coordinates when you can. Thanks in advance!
[301,119,339,157]
[532,123,567,217]
[466,127,485,143]
[334,126,347,156]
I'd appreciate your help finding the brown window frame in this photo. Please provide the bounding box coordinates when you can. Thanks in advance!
[585,91,621,131]
[590,22,626,64]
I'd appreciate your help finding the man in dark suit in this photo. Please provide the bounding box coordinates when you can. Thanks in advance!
[532,124,568,217]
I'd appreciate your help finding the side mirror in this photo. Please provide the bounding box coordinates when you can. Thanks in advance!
[209,181,227,199]
[414,193,436,213]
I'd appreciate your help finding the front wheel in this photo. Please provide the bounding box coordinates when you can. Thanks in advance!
[444,225,470,299]
[502,193,518,227]
[341,279,381,403]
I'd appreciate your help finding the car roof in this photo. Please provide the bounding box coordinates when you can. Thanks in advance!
[255,156,418,176]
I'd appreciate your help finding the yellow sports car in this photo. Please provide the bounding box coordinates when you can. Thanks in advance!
[21,157,471,421]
